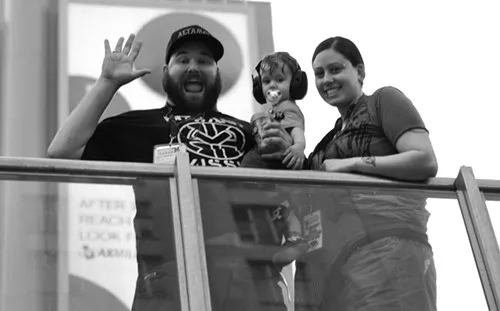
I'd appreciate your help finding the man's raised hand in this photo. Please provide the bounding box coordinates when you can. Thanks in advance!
[101,34,151,88]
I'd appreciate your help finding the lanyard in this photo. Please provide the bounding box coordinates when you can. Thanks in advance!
[163,105,214,141]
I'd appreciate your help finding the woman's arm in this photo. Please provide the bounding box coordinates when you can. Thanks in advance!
[320,87,438,181]
[353,129,438,181]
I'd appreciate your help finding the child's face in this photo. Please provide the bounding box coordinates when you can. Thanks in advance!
[260,61,292,103]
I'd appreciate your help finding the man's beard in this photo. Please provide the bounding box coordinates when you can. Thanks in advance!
[163,70,222,114]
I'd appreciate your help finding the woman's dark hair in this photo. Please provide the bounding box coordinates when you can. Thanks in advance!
[312,36,364,67]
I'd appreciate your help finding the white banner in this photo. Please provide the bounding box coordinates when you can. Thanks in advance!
[67,184,137,310]
[67,2,257,120]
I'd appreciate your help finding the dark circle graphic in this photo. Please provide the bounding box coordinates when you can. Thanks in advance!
[134,13,243,96]
[69,75,131,121]
[69,275,129,311]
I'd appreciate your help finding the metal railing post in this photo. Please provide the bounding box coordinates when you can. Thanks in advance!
[456,166,500,311]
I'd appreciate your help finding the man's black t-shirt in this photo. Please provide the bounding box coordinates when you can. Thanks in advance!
[81,106,255,267]
[82,106,255,166]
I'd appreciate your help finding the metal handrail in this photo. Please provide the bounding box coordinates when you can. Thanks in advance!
[0,156,174,184]
[0,157,500,200]
[191,166,457,189]
[0,157,499,200]
[0,156,174,176]
[191,166,500,200]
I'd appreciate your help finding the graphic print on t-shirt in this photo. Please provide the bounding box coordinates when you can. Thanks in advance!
[170,115,247,167]
[330,102,373,159]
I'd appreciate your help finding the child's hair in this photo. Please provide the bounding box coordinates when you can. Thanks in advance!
[259,52,301,78]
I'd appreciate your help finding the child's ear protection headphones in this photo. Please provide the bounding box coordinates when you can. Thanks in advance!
[252,52,308,105]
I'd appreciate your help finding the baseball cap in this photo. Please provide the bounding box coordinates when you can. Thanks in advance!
[165,25,224,63]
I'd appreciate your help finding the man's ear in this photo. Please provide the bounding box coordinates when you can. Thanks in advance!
[215,67,223,95]
[356,63,365,84]
[162,65,169,93]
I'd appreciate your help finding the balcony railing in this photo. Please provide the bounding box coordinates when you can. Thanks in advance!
[0,153,499,311]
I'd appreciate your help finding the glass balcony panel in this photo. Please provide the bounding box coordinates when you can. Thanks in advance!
[193,178,488,311]
[0,177,182,311]
[485,199,500,240]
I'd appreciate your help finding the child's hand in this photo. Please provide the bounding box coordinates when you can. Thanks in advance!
[282,144,305,170]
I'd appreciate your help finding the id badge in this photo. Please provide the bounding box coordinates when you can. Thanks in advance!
[302,210,323,252]
[153,143,187,165]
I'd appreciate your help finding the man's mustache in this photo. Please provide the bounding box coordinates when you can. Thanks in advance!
[182,71,207,84]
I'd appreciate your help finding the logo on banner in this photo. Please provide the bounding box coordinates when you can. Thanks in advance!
[80,245,137,260]
[177,121,246,160]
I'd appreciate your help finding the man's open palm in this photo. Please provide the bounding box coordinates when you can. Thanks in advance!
[101,34,151,87]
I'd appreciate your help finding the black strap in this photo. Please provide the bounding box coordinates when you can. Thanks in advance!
[311,118,343,156]
[307,96,364,167]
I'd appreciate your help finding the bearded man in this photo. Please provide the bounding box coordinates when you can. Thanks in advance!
[48,25,293,311]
